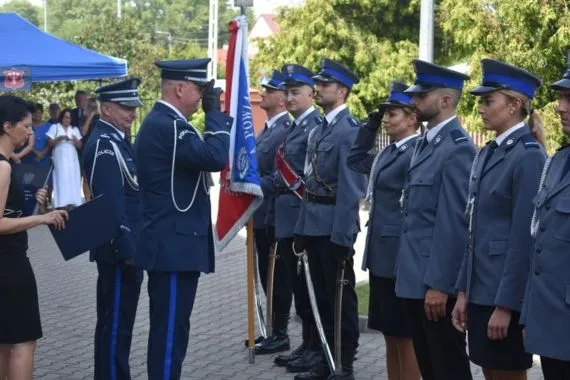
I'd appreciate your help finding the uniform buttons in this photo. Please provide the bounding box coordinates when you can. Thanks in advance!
[193,232,198,236]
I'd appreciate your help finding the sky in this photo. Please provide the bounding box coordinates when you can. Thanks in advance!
[0,0,305,17]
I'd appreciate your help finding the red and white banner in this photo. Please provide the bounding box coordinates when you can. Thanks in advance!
[214,16,263,252]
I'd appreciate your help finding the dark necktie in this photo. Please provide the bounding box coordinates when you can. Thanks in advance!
[417,136,429,154]
[322,118,329,130]
[481,141,498,171]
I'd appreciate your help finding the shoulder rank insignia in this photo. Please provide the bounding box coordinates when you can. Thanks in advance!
[348,116,359,128]
[450,129,468,144]
[399,144,409,152]
[111,133,122,142]
[520,133,540,149]
[434,135,443,145]
[284,120,292,128]
[100,133,110,139]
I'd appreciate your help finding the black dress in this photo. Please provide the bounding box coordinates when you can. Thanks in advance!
[0,154,42,344]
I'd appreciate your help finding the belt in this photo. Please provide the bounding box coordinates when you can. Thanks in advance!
[307,192,336,205]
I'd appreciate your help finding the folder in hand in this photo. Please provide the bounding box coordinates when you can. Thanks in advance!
[49,195,118,261]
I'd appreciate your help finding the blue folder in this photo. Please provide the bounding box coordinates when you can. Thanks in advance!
[49,195,118,261]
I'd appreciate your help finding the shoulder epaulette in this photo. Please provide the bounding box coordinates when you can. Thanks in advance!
[99,133,111,140]
[519,133,540,149]
[450,129,468,144]
[348,116,360,128]
[284,120,292,128]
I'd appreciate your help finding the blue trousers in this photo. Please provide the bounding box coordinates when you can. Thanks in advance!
[94,262,143,380]
[147,271,200,380]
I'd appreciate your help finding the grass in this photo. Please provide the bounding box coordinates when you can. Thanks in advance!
[356,282,370,316]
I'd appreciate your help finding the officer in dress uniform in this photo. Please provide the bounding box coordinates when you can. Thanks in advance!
[452,59,546,380]
[134,59,231,380]
[521,52,570,379]
[347,81,421,380]
[82,77,144,380]
[293,58,366,380]
[395,60,476,380]
[270,64,322,373]
[251,69,293,355]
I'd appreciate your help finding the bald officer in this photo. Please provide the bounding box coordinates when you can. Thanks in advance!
[135,59,231,380]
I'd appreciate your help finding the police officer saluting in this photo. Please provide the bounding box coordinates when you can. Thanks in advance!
[294,58,366,380]
[521,51,570,379]
[348,81,421,380]
[82,78,144,380]
[251,69,292,355]
[271,64,322,372]
[395,61,475,380]
[135,59,231,379]
[453,59,545,380]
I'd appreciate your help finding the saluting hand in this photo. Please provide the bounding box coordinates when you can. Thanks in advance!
[41,209,68,230]
[487,306,511,340]
[451,291,468,332]
[201,79,223,113]
[363,110,383,131]
[424,288,448,322]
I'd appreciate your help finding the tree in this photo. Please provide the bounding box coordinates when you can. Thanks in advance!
[438,0,570,151]
[251,0,419,118]
[0,0,42,27]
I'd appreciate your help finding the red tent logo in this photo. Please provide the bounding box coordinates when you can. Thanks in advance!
[3,68,25,89]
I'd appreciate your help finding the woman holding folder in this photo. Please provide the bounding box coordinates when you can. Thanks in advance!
[0,95,68,380]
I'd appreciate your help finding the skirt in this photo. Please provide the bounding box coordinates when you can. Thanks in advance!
[467,303,532,371]
[368,274,412,338]
[0,254,43,344]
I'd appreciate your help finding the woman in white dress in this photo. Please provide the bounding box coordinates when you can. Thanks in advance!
[46,108,83,208]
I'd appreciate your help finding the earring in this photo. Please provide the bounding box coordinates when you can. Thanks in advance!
[510,110,514,115]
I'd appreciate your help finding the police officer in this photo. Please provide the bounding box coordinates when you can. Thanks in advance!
[452,59,546,380]
[521,52,570,379]
[251,69,293,354]
[82,78,144,380]
[347,81,421,380]
[271,64,322,372]
[395,60,475,380]
[134,59,231,379]
[294,58,366,380]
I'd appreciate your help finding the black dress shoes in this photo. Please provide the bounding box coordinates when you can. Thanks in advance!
[293,363,330,380]
[243,335,264,348]
[287,349,322,373]
[254,334,290,355]
[326,369,354,380]
[274,343,307,367]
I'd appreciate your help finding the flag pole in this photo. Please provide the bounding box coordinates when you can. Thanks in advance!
[246,218,256,363]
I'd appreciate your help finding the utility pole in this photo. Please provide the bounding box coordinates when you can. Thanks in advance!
[419,0,434,62]
[117,0,122,18]
[207,0,219,80]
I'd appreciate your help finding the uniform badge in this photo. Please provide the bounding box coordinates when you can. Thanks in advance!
[506,139,514,146]
[400,144,408,151]
[434,135,442,144]
[178,129,192,140]
[287,65,294,75]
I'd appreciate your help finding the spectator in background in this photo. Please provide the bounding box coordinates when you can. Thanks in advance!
[22,103,52,167]
[46,108,83,208]
[46,103,60,126]
[71,90,89,128]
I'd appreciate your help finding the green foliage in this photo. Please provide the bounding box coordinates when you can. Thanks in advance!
[0,0,41,27]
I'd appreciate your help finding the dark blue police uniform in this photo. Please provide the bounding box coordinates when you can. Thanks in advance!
[396,61,475,380]
[521,53,570,378]
[251,70,293,354]
[82,78,144,380]
[270,64,323,371]
[294,59,366,380]
[348,82,418,338]
[456,59,545,371]
[134,59,231,380]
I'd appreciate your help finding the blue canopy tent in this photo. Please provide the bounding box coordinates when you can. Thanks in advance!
[0,12,127,82]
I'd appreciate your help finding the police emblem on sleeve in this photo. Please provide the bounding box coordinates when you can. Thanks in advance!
[237,146,249,179]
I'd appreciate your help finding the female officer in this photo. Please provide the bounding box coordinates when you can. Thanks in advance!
[0,95,67,380]
[452,59,546,380]
[348,81,421,380]
[521,52,570,380]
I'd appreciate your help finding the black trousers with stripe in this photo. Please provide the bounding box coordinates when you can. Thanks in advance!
[94,262,143,380]
[146,271,200,380]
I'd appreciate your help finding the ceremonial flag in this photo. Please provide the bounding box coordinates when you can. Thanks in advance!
[214,15,263,252]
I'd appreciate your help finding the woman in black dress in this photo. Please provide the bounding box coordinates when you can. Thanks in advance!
[0,95,68,380]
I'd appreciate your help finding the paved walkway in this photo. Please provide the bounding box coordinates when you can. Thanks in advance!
[27,221,546,380]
